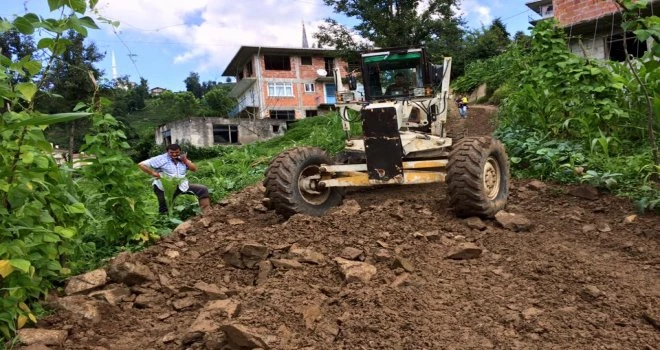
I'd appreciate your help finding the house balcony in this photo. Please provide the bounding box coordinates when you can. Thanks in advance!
[229,77,256,99]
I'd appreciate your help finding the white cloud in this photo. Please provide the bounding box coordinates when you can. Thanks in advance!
[93,0,330,75]
[457,0,494,27]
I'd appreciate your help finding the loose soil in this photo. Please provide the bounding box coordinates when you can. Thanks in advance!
[33,105,659,350]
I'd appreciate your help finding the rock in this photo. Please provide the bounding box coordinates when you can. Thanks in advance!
[445,243,483,260]
[172,296,198,311]
[490,268,512,279]
[582,224,597,233]
[527,180,547,191]
[334,257,377,283]
[376,240,390,248]
[88,285,130,306]
[271,258,304,269]
[423,231,441,242]
[521,307,544,320]
[189,299,242,335]
[221,324,269,349]
[289,244,325,264]
[222,243,245,269]
[390,272,410,288]
[18,329,68,346]
[316,319,340,341]
[200,216,212,228]
[255,260,273,285]
[339,247,364,261]
[134,292,161,309]
[623,214,637,224]
[597,223,612,233]
[465,217,487,231]
[164,249,180,259]
[494,211,533,232]
[302,304,322,330]
[52,296,101,323]
[392,257,414,272]
[642,311,660,331]
[373,249,391,262]
[331,199,361,216]
[182,331,204,346]
[194,281,228,299]
[107,255,155,286]
[580,285,604,301]
[228,218,245,225]
[161,332,177,344]
[64,269,107,295]
[240,243,270,269]
[568,185,599,200]
[173,220,193,235]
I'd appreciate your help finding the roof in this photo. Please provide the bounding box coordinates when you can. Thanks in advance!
[222,46,338,77]
[525,0,552,15]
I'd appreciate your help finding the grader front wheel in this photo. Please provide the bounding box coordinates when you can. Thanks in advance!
[447,136,509,218]
[264,147,343,218]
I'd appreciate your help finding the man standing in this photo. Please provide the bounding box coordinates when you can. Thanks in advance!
[138,144,211,215]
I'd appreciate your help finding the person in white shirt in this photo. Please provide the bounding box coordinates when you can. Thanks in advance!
[138,144,210,215]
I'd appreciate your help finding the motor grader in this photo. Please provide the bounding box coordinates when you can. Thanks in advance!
[264,47,509,218]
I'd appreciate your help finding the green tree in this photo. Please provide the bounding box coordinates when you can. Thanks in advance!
[184,72,203,98]
[37,30,105,155]
[314,0,464,58]
[203,85,236,116]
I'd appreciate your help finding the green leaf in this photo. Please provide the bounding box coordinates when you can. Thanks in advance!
[48,0,64,11]
[9,259,31,273]
[13,17,35,34]
[0,20,13,33]
[54,226,75,238]
[90,0,99,9]
[68,0,87,13]
[23,60,42,76]
[67,202,86,214]
[20,152,34,164]
[5,112,91,129]
[73,102,87,111]
[42,232,60,243]
[37,38,55,50]
[79,16,100,29]
[16,82,38,102]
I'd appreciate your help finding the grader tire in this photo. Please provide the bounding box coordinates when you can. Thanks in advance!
[264,147,343,218]
[447,136,509,218]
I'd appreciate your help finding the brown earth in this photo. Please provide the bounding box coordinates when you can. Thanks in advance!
[24,105,660,350]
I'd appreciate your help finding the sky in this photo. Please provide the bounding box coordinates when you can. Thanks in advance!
[2,0,540,92]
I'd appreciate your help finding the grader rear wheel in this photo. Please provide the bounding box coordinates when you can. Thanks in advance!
[447,136,509,218]
[264,147,343,218]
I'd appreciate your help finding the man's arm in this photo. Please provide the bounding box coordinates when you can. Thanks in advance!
[138,161,160,178]
[180,154,198,172]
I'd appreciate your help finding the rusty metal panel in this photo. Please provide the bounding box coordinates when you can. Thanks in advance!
[361,107,403,181]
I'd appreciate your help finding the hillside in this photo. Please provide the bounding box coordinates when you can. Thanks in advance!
[17,106,660,350]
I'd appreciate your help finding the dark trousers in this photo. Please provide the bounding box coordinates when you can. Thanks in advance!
[153,184,209,214]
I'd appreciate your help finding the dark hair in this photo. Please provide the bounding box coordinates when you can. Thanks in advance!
[166,144,181,151]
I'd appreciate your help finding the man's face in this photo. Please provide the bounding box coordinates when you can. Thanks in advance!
[168,149,181,160]
[395,75,405,85]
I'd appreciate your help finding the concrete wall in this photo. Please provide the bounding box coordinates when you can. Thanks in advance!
[568,35,608,59]
[155,117,288,147]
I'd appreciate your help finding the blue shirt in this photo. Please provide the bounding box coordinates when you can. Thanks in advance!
[141,153,189,192]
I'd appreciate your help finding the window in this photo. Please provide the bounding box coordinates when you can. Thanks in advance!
[305,110,318,118]
[304,83,316,93]
[607,33,648,62]
[264,55,291,70]
[162,130,172,145]
[301,56,312,65]
[270,110,295,120]
[267,82,293,97]
[213,124,238,144]
[324,57,334,77]
[272,124,280,133]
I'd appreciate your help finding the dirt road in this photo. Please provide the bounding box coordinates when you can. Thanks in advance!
[27,106,659,350]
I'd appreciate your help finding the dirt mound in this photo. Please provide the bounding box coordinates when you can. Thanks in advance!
[22,105,660,350]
